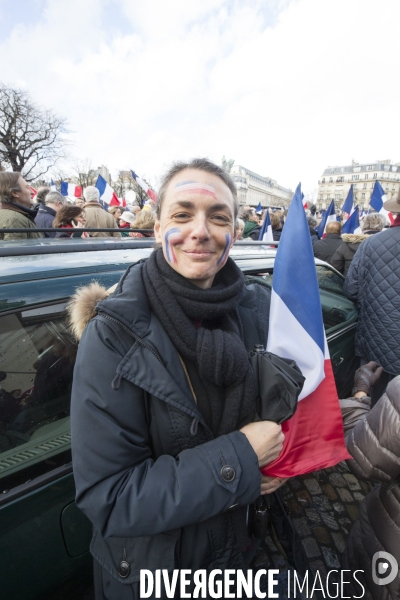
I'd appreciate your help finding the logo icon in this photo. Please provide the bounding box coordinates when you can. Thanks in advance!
[372,551,398,586]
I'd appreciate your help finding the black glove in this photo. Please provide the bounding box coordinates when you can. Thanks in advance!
[351,361,384,396]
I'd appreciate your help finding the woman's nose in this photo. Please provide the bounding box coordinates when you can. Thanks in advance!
[190,216,210,239]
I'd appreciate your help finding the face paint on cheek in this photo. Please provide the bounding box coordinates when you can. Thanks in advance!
[217,233,232,265]
[165,228,183,263]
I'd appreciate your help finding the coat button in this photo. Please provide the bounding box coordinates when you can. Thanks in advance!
[118,560,131,578]
[220,465,236,482]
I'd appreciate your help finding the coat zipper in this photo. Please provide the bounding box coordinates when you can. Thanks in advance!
[97,310,165,366]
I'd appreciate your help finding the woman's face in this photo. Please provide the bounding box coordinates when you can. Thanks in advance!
[75,211,86,225]
[154,168,236,289]
[115,208,122,219]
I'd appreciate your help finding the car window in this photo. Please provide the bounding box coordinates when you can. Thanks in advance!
[0,303,76,489]
[244,265,357,333]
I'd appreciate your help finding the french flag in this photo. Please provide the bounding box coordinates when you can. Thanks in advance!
[258,208,274,243]
[302,192,308,210]
[131,170,157,202]
[50,179,57,192]
[255,202,263,215]
[316,199,336,238]
[61,182,83,198]
[29,185,37,198]
[370,180,394,224]
[342,206,361,234]
[263,183,350,478]
[95,175,125,207]
[341,185,354,217]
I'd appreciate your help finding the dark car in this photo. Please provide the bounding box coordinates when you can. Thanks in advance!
[0,238,358,599]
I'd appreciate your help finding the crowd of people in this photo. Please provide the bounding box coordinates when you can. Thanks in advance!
[0,173,156,240]
[1,163,400,599]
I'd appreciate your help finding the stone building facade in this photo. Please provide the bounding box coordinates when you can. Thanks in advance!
[230,164,293,209]
[317,160,400,212]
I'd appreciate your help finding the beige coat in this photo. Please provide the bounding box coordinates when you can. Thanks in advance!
[340,377,400,600]
[83,202,120,237]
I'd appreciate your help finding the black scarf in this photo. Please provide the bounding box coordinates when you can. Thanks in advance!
[142,249,257,436]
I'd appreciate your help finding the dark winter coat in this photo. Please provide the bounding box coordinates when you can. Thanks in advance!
[34,204,57,237]
[309,228,320,244]
[243,220,261,240]
[312,233,342,264]
[343,227,400,374]
[272,229,282,242]
[70,265,270,598]
[330,233,370,275]
[340,377,400,600]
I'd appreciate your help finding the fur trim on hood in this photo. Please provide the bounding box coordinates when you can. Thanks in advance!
[341,233,369,244]
[68,281,117,340]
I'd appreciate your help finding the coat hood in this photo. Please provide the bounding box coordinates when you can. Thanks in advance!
[341,233,369,244]
[68,281,117,340]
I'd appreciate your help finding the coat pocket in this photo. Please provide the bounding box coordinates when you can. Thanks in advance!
[90,528,180,585]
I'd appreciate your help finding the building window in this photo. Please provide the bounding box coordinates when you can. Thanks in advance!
[363,183,367,189]
[362,193,365,199]
[366,165,373,170]
[351,175,360,180]
[365,174,369,179]
[373,173,377,179]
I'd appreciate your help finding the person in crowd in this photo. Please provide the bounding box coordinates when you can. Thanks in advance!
[69,158,285,599]
[53,205,89,238]
[331,213,384,276]
[242,208,261,239]
[75,198,85,208]
[339,362,400,600]
[0,172,43,240]
[270,212,283,241]
[34,191,66,238]
[130,205,141,216]
[109,206,122,226]
[312,221,342,264]
[82,186,120,238]
[33,186,50,206]
[309,204,317,219]
[129,209,155,238]
[235,217,245,240]
[344,201,399,404]
[307,216,320,243]
[117,210,136,236]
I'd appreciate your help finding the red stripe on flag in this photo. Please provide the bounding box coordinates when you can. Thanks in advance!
[147,189,157,202]
[74,186,83,197]
[110,193,121,206]
[262,360,350,478]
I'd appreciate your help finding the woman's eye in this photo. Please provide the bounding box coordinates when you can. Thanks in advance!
[173,213,190,219]
[212,215,229,222]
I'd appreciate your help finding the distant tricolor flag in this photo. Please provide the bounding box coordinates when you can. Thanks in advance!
[29,185,37,198]
[263,183,350,477]
[342,206,361,234]
[255,202,263,215]
[95,175,125,207]
[61,182,83,198]
[131,170,157,202]
[50,179,57,191]
[370,181,394,224]
[316,200,336,238]
[302,192,308,210]
[341,185,354,216]
[258,208,274,243]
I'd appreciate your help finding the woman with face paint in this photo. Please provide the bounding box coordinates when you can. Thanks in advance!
[70,158,285,599]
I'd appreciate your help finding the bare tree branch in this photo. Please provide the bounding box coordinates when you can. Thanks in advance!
[0,83,71,181]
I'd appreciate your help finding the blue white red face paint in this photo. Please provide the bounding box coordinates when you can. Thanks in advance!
[174,180,217,199]
[217,233,232,265]
[165,228,183,263]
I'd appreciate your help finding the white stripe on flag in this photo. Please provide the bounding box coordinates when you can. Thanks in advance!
[267,289,325,399]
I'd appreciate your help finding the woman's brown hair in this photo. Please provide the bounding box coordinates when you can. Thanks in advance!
[53,206,84,227]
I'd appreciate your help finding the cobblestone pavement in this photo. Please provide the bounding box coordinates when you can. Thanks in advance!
[262,461,372,598]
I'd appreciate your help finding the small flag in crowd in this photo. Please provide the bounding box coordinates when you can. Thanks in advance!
[342,206,361,234]
[370,180,394,224]
[255,202,263,215]
[95,175,125,207]
[29,185,37,198]
[315,199,336,238]
[50,179,57,191]
[302,192,308,210]
[61,182,83,198]
[131,170,157,202]
[258,208,274,243]
[263,183,350,477]
[341,185,354,216]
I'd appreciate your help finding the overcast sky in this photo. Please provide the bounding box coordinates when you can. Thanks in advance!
[1,0,399,194]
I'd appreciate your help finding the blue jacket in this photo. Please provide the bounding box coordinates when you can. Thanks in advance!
[34,204,57,237]
[70,263,269,593]
[344,226,400,374]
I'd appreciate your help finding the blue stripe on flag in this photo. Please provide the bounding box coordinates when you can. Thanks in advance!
[272,183,325,354]
[342,207,360,234]
[60,182,68,196]
[370,181,385,212]
[341,185,354,214]
[95,175,107,198]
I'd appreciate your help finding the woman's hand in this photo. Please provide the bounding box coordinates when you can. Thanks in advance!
[240,421,284,468]
[261,475,288,494]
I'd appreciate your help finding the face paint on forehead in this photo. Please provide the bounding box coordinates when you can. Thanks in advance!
[217,233,232,266]
[174,180,217,199]
[165,227,183,264]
